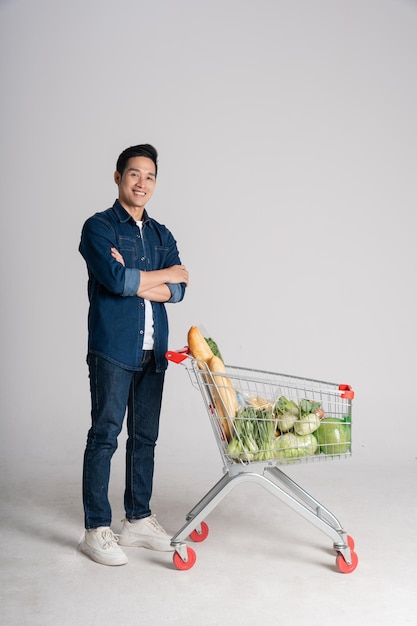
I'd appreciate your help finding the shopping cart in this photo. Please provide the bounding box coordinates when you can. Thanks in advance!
[166,349,358,573]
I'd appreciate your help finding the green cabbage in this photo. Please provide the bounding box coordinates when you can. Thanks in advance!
[316,417,351,455]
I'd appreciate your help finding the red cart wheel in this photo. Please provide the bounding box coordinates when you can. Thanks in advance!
[173,547,197,571]
[347,535,355,551]
[336,550,358,574]
[189,522,209,543]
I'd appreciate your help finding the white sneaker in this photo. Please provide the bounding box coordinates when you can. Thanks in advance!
[79,527,128,566]
[118,515,174,552]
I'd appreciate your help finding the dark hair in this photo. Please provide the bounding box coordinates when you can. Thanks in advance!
[116,144,158,177]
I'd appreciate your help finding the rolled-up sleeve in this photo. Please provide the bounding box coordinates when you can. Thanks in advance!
[166,283,185,303]
[122,268,141,297]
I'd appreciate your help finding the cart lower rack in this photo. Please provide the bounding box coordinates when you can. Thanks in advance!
[166,350,358,573]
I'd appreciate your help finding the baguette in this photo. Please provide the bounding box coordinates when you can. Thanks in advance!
[187,326,214,364]
[187,325,238,440]
[206,355,238,441]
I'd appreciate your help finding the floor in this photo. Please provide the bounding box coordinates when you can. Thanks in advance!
[1,455,416,626]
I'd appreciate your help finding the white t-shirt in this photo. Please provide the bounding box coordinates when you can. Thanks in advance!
[136,221,154,349]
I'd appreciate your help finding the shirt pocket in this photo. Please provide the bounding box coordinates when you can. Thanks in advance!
[153,245,170,268]
[117,235,138,266]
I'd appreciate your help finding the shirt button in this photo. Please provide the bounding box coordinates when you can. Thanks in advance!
[141,256,145,261]
[139,330,144,334]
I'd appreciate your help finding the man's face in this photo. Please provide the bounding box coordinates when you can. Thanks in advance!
[115,156,156,217]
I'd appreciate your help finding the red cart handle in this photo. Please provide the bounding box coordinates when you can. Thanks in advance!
[339,384,354,400]
[166,347,189,364]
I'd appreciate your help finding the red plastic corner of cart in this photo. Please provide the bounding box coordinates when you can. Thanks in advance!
[339,384,355,400]
[166,348,189,364]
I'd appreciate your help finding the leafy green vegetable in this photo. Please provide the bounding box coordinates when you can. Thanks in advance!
[205,337,223,361]
[316,417,351,455]
[274,396,299,417]
[299,399,322,416]
[226,406,276,461]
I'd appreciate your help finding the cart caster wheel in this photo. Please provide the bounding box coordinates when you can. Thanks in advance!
[173,547,197,571]
[189,521,209,543]
[347,535,355,551]
[336,550,358,574]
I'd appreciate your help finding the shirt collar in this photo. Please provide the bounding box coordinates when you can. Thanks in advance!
[112,199,150,225]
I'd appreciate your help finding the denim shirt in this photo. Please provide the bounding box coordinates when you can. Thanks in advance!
[79,200,186,371]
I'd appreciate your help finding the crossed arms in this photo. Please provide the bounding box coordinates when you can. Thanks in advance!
[111,247,189,303]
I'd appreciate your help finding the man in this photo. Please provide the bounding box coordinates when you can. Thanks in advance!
[78,144,188,566]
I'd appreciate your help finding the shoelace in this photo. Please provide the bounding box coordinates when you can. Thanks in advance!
[99,528,120,549]
[146,514,166,534]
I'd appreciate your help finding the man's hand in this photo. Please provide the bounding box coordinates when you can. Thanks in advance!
[111,247,125,266]
[165,264,189,286]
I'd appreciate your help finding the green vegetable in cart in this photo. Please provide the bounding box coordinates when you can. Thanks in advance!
[316,417,351,455]
[299,399,322,416]
[273,433,299,460]
[226,437,246,459]
[204,337,223,361]
[298,433,318,456]
[294,412,321,435]
[273,432,318,461]
[275,396,299,416]
[274,396,299,433]
[226,405,276,462]
[275,412,297,433]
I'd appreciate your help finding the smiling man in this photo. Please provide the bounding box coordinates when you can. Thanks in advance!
[78,144,188,566]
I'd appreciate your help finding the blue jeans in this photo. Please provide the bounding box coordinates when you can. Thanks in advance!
[82,352,165,529]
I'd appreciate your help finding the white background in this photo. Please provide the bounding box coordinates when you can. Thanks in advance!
[1,0,416,490]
